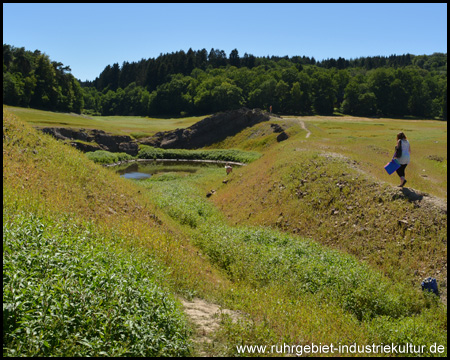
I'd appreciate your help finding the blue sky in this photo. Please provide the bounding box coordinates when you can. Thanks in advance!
[3,3,447,82]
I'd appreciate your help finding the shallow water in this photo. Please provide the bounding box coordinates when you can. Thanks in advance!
[120,171,152,180]
[116,160,227,179]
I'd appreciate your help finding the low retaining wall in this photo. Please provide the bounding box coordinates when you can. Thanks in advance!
[102,158,247,167]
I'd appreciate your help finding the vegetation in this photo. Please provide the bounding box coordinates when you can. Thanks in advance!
[3,45,84,113]
[3,212,190,357]
[137,145,261,164]
[85,150,133,164]
[4,45,447,119]
[81,51,447,119]
[3,104,206,137]
[138,176,446,356]
[141,179,426,318]
[3,106,447,357]
[83,146,261,165]
[3,111,195,356]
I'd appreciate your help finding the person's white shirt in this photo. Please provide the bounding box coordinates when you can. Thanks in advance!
[397,139,410,165]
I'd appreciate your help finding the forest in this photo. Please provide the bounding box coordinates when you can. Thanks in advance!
[3,45,447,120]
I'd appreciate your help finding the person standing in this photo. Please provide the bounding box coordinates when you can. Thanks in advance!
[393,132,411,187]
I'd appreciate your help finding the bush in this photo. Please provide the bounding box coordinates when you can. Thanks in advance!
[85,150,133,164]
[138,145,261,163]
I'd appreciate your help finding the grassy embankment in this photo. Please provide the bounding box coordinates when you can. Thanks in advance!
[138,166,447,356]
[4,108,447,356]
[3,109,225,356]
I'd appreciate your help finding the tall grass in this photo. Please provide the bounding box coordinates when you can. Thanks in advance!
[84,146,261,165]
[3,211,190,357]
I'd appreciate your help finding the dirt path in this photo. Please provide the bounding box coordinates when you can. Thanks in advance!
[280,117,311,138]
[297,119,311,138]
[179,297,241,356]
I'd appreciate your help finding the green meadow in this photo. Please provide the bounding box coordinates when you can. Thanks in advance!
[3,105,206,138]
[3,107,447,357]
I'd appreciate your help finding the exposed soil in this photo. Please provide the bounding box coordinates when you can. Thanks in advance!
[140,108,274,149]
[38,127,139,155]
[179,297,241,356]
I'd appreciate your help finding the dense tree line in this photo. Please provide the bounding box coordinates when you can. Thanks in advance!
[3,44,447,119]
[3,45,84,113]
[81,48,446,119]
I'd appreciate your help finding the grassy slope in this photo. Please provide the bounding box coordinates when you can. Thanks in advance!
[131,149,447,356]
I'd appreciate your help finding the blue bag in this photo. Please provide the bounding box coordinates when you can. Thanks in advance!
[421,277,439,295]
[384,158,400,175]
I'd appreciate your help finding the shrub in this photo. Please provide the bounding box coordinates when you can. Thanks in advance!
[85,150,133,164]
[138,145,261,163]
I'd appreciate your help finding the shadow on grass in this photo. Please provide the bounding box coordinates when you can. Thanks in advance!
[401,187,424,202]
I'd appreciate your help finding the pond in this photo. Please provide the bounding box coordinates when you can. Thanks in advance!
[114,160,238,180]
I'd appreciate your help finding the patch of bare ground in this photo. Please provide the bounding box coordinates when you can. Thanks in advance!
[179,297,241,357]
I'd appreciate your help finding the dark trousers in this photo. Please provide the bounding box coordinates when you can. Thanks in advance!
[396,164,407,178]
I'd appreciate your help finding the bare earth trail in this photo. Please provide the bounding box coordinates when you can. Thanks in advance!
[297,118,312,138]
[179,297,241,356]
[278,116,311,138]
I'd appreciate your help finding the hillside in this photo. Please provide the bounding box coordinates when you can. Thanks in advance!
[140,108,275,149]
[197,113,447,300]
[2,110,227,356]
[209,132,447,302]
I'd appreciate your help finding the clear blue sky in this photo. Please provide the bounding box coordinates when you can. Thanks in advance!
[3,3,447,82]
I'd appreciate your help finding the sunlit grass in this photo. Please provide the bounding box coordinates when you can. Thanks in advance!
[3,212,191,357]
[3,105,206,137]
